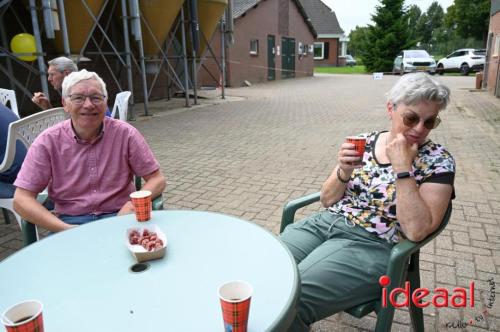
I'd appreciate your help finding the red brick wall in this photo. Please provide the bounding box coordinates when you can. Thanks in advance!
[289,2,315,78]
[227,0,276,86]
[314,38,340,66]
[486,12,500,95]
[199,0,314,87]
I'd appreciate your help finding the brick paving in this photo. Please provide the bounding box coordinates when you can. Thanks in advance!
[2,73,500,331]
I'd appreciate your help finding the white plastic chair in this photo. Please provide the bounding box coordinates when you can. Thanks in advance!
[0,88,19,117]
[110,91,132,121]
[0,107,68,236]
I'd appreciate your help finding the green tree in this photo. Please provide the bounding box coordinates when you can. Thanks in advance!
[444,0,490,44]
[426,2,445,28]
[360,0,412,72]
[406,5,421,46]
[416,13,431,46]
[432,25,483,57]
[443,4,457,29]
[415,2,444,50]
[347,26,370,58]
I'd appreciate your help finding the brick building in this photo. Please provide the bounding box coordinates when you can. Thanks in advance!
[299,0,347,67]
[199,0,316,87]
[485,0,500,97]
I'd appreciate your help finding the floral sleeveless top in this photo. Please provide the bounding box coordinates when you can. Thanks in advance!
[328,131,455,244]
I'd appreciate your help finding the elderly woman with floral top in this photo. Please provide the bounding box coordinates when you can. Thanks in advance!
[280,72,455,331]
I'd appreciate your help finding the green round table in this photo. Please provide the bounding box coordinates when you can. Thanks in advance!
[0,210,299,331]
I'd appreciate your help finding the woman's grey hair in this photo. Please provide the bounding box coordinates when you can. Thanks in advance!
[386,72,450,110]
[48,56,78,73]
[62,69,107,97]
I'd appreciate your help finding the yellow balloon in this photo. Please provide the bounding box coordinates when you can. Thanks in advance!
[10,33,37,61]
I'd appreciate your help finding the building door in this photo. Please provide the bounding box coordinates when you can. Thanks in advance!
[282,37,295,78]
[267,35,275,81]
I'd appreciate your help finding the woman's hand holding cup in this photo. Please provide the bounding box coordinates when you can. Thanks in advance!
[338,137,366,171]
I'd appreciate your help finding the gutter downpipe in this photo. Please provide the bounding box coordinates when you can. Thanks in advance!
[29,0,49,97]
[220,18,225,99]
[56,0,71,57]
[130,0,149,115]
[121,0,134,120]
[180,6,190,107]
[189,0,199,105]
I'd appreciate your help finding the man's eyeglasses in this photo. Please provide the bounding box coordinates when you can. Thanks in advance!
[394,104,441,130]
[67,94,106,105]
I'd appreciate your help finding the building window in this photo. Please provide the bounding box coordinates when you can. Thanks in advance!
[250,39,259,55]
[314,42,324,59]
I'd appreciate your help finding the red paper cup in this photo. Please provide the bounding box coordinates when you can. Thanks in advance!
[346,136,366,156]
[1,300,44,332]
[130,190,152,222]
[218,281,253,332]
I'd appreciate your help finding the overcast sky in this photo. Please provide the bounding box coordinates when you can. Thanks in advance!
[322,0,455,35]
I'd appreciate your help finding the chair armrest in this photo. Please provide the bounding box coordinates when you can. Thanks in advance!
[21,219,37,246]
[280,192,321,233]
[1,107,67,173]
[383,202,453,298]
[152,195,163,210]
[383,239,419,296]
[0,122,19,173]
[135,176,163,210]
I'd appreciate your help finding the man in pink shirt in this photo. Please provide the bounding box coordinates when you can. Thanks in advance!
[13,69,166,232]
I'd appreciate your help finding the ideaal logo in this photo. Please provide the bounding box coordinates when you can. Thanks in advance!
[379,276,496,328]
[379,275,475,308]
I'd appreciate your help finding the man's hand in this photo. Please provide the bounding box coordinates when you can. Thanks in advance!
[13,187,73,232]
[32,92,52,110]
[386,133,418,172]
[63,224,78,230]
[117,200,135,216]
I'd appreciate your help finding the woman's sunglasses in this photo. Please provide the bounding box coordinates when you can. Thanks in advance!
[394,105,441,130]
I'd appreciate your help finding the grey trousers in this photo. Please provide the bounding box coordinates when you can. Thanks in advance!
[280,210,393,331]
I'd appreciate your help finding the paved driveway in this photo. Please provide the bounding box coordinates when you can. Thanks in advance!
[2,73,500,331]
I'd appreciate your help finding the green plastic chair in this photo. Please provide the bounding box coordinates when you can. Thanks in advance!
[1,107,68,231]
[134,176,164,211]
[21,176,164,246]
[280,192,452,332]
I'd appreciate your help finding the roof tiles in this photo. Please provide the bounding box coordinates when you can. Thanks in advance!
[298,0,343,35]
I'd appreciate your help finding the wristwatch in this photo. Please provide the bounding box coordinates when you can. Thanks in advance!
[395,171,414,179]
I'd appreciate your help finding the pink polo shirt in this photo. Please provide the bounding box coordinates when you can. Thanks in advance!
[15,117,160,216]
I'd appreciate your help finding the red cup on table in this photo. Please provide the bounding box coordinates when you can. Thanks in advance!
[130,190,152,222]
[218,280,253,332]
[346,136,366,157]
[1,300,44,332]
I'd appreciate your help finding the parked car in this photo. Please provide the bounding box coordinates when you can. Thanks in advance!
[345,54,357,66]
[436,49,486,76]
[393,50,436,75]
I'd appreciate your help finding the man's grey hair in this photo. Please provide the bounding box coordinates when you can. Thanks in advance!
[48,56,78,73]
[386,72,450,110]
[62,69,107,97]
